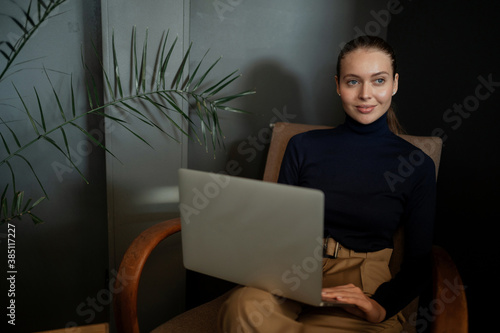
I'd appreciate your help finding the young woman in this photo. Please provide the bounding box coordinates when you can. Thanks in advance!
[218,35,436,333]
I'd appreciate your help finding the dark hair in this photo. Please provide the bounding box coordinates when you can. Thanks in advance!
[336,35,405,135]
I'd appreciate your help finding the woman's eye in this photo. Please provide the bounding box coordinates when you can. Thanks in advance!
[375,78,385,84]
[347,80,358,85]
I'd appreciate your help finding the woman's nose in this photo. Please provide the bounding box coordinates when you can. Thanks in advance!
[358,84,372,100]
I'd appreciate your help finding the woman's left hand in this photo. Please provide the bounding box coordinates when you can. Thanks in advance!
[321,284,386,323]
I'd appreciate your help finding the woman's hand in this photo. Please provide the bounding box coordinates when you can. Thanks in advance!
[321,284,386,323]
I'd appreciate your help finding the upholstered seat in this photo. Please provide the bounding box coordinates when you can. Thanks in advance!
[114,122,468,333]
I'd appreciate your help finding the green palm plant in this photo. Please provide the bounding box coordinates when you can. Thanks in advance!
[0,0,255,224]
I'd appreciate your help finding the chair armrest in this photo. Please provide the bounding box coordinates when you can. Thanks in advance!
[113,218,182,333]
[430,246,468,333]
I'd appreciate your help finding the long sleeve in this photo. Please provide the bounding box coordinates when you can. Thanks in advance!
[372,156,436,318]
[277,136,301,186]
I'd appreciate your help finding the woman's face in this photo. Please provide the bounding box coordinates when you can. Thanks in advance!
[335,48,398,125]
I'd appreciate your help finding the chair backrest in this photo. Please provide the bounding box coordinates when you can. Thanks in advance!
[262,122,443,276]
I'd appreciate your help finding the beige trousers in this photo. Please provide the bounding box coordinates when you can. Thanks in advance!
[218,240,404,333]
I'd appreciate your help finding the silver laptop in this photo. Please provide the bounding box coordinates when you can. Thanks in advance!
[179,168,339,306]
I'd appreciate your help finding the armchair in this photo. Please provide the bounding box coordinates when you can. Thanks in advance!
[114,122,468,333]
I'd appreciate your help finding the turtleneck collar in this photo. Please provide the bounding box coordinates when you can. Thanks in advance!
[343,112,391,136]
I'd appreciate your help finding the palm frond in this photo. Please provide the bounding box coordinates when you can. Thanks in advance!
[1,184,46,224]
[0,0,68,81]
[1,2,255,224]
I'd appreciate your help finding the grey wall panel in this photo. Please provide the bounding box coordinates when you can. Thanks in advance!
[101,0,189,331]
[189,0,389,179]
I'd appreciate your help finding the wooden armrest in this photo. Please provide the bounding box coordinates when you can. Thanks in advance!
[430,246,468,333]
[113,218,182,333]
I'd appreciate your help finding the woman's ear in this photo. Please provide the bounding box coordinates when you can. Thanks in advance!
[392,73,399,96]
[335,75,340,96]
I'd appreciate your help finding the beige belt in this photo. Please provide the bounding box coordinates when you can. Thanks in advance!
[323,236,392,260]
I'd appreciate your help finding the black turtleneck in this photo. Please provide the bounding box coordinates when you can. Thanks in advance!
[278,113,436,318]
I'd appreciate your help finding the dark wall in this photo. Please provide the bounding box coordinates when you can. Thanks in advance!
[387,1,500,331]
[187,2,499,330]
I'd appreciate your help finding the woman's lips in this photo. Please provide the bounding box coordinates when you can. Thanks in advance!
[356,105,376,113]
